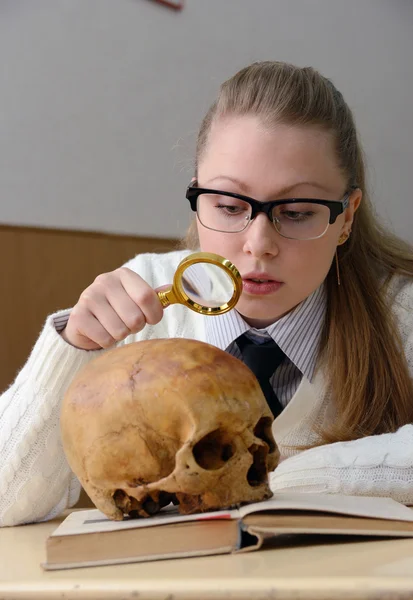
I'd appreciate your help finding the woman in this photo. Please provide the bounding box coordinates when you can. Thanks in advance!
[1,61,412,526]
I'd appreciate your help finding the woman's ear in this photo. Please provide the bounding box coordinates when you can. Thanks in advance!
[342,188,362,234]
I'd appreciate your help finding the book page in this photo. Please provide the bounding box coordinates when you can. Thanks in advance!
[51,505,240,537]
[239,492,413,522]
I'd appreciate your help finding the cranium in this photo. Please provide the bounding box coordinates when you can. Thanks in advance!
[61,338,279,520]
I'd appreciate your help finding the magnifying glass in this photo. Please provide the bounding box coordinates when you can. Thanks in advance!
[157,252,242,315]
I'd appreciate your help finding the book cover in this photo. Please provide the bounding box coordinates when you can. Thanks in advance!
[43,492,413,570]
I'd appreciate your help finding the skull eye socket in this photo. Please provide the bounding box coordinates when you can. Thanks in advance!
[246,416,277,487]
[254,416,276,453]
[192,428,235,470]
[246,443,268,487]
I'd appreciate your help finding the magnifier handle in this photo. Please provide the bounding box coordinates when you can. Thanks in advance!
[157,285,179,308]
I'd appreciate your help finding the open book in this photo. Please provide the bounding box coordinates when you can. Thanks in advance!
[43,492,413,570]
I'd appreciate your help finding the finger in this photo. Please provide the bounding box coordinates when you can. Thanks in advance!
[104,277,147,333]
[71,309,117,349]
[88,297,132,342]
[120,268,164,325]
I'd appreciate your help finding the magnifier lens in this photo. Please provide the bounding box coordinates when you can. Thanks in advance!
[181,263,235,308]
[157,252,242,314]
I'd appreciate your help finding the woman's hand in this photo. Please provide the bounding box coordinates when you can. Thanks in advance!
[61,267,165,350]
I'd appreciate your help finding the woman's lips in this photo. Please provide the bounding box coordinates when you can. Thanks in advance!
[242,277,283,295]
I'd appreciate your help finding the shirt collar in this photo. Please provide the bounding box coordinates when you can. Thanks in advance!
[206,283,326,382]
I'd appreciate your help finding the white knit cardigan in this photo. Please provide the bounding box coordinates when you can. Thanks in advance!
[1,250,413,526]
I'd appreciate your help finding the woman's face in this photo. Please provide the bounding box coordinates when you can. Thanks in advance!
[196,115,361,327]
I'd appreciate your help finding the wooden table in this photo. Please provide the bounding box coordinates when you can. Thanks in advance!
[1,512,413,599]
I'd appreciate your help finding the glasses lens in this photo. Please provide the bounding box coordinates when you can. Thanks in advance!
[273,202,330,240]
[197,193,251,232]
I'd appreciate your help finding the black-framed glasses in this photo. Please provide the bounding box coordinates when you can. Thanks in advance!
[186,184,351,241]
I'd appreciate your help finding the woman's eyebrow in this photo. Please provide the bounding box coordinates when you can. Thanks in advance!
[203,176,332,196]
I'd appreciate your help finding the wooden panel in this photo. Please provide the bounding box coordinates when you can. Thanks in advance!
[0,224,179,392]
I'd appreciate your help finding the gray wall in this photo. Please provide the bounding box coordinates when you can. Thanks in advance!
[1,0,412,241]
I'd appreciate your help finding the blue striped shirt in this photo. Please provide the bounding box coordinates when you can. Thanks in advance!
[206,283,326,407]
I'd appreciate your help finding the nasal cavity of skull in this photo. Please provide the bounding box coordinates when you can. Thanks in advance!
[192,428,234,470]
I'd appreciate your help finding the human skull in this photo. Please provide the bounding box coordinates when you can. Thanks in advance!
[61,338,279,520]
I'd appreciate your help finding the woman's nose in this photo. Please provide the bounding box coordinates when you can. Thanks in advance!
[242,213,280,258]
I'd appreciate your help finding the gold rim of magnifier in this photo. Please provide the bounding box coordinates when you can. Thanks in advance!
[174,252,242,315]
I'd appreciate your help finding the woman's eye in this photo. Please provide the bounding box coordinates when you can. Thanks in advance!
[216,203,246,214]
[281,210,314,221]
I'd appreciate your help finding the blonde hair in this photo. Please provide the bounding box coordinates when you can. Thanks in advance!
[186,61,413,444]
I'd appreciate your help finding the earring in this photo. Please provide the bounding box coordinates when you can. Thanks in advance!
[335,232,350,286]
[335,251,341,286]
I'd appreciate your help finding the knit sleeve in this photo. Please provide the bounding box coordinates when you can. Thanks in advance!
[0,312,103,526]
[270,424,413,504]
[0,250,193,527]
[270,278,413,504]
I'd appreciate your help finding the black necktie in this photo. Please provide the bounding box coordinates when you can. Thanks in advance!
[236,334,285,418]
